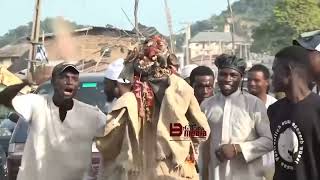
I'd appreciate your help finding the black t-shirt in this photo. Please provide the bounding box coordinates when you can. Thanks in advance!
[268,93,320,180]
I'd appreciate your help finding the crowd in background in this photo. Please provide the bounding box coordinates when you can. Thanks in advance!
[0,31,319,180]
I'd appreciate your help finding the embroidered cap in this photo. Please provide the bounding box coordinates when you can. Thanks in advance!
[215,54,246,75]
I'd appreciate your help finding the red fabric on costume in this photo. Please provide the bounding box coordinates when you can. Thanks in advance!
[132,76,154,122]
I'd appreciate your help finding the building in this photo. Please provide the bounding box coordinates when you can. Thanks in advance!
[0,26,142,84]
[189,29,252,66]
[0,42,30,73]
[0,24,167,84]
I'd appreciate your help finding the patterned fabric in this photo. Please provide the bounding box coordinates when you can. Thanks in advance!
[133,76,155,122]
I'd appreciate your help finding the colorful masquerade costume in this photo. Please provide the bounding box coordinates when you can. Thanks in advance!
[96,36,210,180]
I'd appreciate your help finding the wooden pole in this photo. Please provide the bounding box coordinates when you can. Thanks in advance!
[227,0,235,55]
[185,24,191,65]
[134,0,140,39]
[121,8,144,38]
[28,0,42,83]
[164,0,175,53]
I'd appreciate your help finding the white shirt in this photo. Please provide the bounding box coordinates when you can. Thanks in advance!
[261,94,277,180]
[200,90,273,180]
[312,85,320,95]
[266,95,277,109]
[12,94,106,180]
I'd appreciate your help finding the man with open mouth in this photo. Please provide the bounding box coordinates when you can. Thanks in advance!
[0,63,107,180]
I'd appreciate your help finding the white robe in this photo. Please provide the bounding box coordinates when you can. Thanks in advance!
[261,95,277,180]
[200,90,273,180]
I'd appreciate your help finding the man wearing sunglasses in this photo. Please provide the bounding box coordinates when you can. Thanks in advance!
[293,30,320,94]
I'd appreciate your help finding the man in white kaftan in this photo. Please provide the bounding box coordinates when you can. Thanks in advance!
[0,64,107,180]
[200,54,273,180]
[247,64,277,180]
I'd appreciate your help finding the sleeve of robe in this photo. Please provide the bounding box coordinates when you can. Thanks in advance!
[186,95,211,144]
[198,99,212,180]
[95,108,127,161]
[95,92,139,162]
[239,98,273,163]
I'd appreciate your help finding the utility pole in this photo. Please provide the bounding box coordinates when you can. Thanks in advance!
[28,0,42,83]
[185,23,191,65]
[134,0,140,40]
[164,0,175,53]
[227,0,235,55]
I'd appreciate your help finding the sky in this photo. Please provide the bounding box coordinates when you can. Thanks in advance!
[0,0,235,36]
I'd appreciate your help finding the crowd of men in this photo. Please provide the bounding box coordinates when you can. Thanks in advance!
[0,31,319,180]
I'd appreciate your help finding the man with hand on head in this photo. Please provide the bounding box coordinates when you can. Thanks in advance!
[0,63,106,180]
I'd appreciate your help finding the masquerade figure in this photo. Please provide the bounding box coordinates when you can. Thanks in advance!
[96,35,210,180]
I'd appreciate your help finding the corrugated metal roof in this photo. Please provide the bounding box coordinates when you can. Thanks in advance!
[190,31,248,43]
[43,26,135,38]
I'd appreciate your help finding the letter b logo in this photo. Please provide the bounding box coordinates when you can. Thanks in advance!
[170,123,182,136]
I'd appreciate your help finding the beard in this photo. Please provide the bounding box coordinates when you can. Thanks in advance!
[106,94,115,102]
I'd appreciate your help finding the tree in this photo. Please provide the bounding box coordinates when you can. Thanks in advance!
[0,23,32,47]
[252,0,320,54]
[174,0,277,52]
[274,0,320,35]
[251,17,294,54]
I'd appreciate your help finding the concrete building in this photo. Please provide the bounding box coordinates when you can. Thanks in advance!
[189,29,251,62]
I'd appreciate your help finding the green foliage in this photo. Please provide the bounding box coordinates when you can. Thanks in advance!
[251,17,294,54]
[274,0,320,35]
[0,17,86,48]
[175,0,277,51]
[252,0,320,54]
[0,23,32,47]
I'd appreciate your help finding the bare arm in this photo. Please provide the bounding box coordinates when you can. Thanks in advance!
[0,81,29,108]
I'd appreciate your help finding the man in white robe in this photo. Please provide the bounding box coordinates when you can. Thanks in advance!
[200,54,273,180]
[247,64,277,180]
[97,58,133,180]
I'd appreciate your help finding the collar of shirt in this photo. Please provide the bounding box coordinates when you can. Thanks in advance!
[220,89,241,100]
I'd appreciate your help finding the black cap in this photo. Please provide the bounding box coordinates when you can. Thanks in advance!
[215,54,247,75]
[293,30,320,52]
[51,63,79,78]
